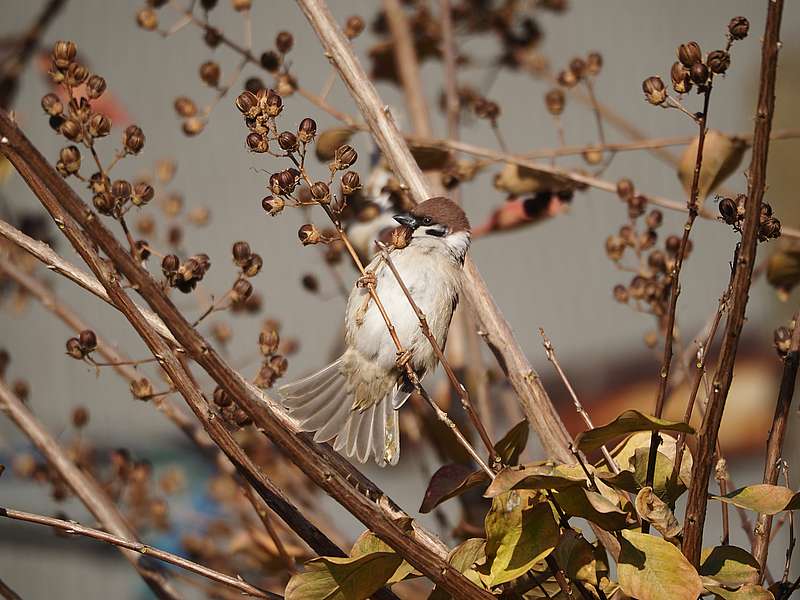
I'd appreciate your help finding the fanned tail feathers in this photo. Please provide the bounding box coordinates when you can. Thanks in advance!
[278,358,400,466]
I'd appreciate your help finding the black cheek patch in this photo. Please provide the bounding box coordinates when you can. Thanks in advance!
[425,228,446,237]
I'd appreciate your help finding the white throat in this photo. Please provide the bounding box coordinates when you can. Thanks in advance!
[444,230,470,263]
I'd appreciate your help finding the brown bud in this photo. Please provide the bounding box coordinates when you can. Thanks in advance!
[65,338,84,359]
[199,61,221,87]
[639,229,657,251]
[586,52,603,76]
[582,147,603,166]
[137,8,158,30]
[77,329,96,350]
[261,195,284,216]
[86,74,107,99]
[65,62,89,86]
[72,406,90,429]
[707,50,730,75]
[246,132,268,152]
[605,235,625,262]
[132,182,155,206]
[616,178,634,201]
[52,41,77,69]
[275,169,299,195]
[278,131,298,152]
[235,90,259,116]
[298,223,321,246]
[182,117,205,136]
[60,118,83,142]
[232,278,253,302]
[544,88,565,116]
[628,194,647,219]
[689,62,709,86]
[130,377,154,400]
[123,125,145,154]
[260,50,280,72]
[87,113,111,138]
[232,241,252,266]
[264,89,283,117]
[59,146,81,175]
[111,179,132,200]
[259,327,280,355]
[41,93,63,116]
[645,209,663,229]
[213,386,232,407]
[568,57,587,80]
[648,250,667,272]
[341,171,361,195]
[298,117,317,143]
[310,181,330,203]
[642,76,666,105]
[275,31,294,53]
[243,254,263,277]
[718,196,738,225]
[728,16,749,41]
[161,254,180,277]
[774,326,792,357]
[474,98,500,120]
[612,284,629,303]
[759,217,781,242]
[92,193,114,215]
[345,15,365,39]
[670,62,692,94]
[677,41,702,67]
[556,69,578,88]
[332,144,357,170]
[174,96,197,118]
[665,234,681,255]
[301,274,319,293]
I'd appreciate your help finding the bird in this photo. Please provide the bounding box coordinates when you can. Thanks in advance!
[279,196,471,466]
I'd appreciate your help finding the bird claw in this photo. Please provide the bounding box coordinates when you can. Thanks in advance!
[356,272,376,288]
[395,349,413,370]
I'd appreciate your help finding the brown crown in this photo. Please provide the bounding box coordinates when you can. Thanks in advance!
[411,197,470,233]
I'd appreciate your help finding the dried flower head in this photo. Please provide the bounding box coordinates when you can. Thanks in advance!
[130,377,154,400]
[642,76,666,105]
[262,195,284,216]
[670,62,692,94]
[677,41,702,67]
[51,40,77,70]
[341,171,361,195]
[86,75,107,99]
[298,224,322,246]
[707,50,730,75]
[123,125,145,154]
[544,88,565,116]
[728,16,749,40]
[298,117,317,144]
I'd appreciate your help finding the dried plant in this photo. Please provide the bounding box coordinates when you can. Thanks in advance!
[0,1,798,600]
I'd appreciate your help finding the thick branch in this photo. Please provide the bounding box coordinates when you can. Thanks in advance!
[0,379,183,600]
[682,0,784,566]
[0,507,278,599]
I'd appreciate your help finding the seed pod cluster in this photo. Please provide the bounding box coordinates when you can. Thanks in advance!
[718,195,781,242]
[65,329,97,360]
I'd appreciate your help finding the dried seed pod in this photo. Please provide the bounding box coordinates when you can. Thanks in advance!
[51,41,77,69]
[136,8,158,30]
[628,194,647,219]
[298,117,317,143]
[60,118,83,142]
[707,50,730,75]
[728,16,749,40]
[58,146,81,175]
[639,229,657,250]
[87,113,111,138]
[235,90,259,116]
[689,62,709,86]
[332,144,357,170]
[301,274,319,293]
[213,386,232,407]
[665,234,681,255]
[642,76,666,105]
[341,171,361,195]
[298,224,321,245]
[246,132,268,152]
[244,77,265,94]
[759,217,781,242]
[344,15,365,39]
[310,181,330,203]
[677,41,702,67]
[161,254,180,278]
[264,89,283,117]
[544,88,565,116]
[278,131,298,152]
[130,377,154,400]
[65,62,89,86]
[616,178,634,201]
[41,93,63,116]
[568,57,587,80]
[203,25,221,47]
[174,96,198,117]
[582,147,603,165]
[613,284,629,303]
[199,61,221,87]
[605,235,625,261]
[72,406,90,428]
[261,195,284,216]
[718,196,738,225]
[132,182,154,206]
[123,125,145,154]
[243,254,263,277]
[259,327,280,355]
[232,241,252,266]
[670,62,692,94]
[260,50,280,72]
[645,209,663,229]
[277,169,298,194]
[135,240,151,260]
[276,31,294,53]
[65,338,84,359]
[774,326,791,357]
[232,278,253,302]
[474,98,500,120]
[648,250,667,272]
[556,69,578,88]
[92,193,114,215]
[586,51,603,76]
[86,74,107,99]
[111,179,132,201]
[182,117,204,136]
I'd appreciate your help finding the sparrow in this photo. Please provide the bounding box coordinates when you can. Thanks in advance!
[280,197,471,466]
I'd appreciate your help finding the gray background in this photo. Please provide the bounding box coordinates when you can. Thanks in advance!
[1,1,799,598]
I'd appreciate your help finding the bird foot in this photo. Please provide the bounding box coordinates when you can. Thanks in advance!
[395,349,413,371]
[356,272,376,288]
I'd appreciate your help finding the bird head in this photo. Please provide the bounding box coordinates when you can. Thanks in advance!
[393,197,471,261]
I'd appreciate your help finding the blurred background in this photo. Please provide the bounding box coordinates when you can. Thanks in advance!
[1,0,799,597]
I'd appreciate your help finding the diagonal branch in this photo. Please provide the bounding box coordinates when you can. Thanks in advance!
[682,0,785,567]
[0,378,183,600]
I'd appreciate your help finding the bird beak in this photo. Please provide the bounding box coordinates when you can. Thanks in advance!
[393,213,419,228]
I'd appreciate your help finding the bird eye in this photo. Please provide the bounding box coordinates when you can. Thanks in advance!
[422,216,432,225]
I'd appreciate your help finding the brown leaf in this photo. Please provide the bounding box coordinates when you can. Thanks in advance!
[493,163,572,195]
[419,463,489,513]
[634,487,682,540]
[677,130,746,202]
[576,410,693,454]
[494,419,530,466]
[315,128,355,161]
[485,462,589,497]
[408,144,451,170]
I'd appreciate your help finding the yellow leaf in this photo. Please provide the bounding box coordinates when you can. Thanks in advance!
[677,130,746,203]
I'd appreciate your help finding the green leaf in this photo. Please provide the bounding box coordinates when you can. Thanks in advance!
[286,552,403,600]
[554,487,632,531]
[485,463,588,497]
[419,464,489,513]
[711,485,800,515]
[481,492,559,587]
[350,531,419,584]
[618,530,703,600]
[705,584,774,600]
[700,545,761,588]
[576,410,694,455]
[494,419,530,466]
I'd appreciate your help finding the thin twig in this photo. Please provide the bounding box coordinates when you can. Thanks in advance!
[0,507,278,599]
[683,0,784,566]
